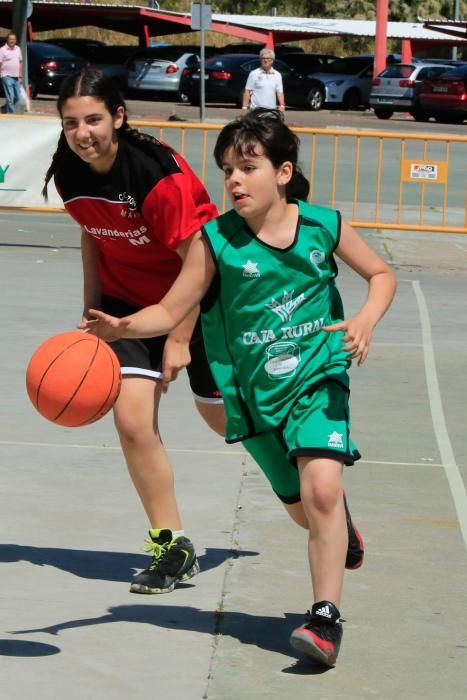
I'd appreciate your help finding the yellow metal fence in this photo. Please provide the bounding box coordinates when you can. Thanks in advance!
[134,120,467,234]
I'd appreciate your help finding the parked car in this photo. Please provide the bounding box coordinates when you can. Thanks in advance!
[300,55,375,110]
[180,53,331,110]
[26,42,86,97]
[46,39,132,93]
[369,62,454,120]
[302,54,402,110]
[280,52,340,76]
[43,37,107,53]
[126,45,219,101]
[419,64,467,123]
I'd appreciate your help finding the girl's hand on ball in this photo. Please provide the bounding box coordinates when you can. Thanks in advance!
[77,310,130,342]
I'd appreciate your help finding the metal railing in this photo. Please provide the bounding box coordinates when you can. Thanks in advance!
[133,120,467,234]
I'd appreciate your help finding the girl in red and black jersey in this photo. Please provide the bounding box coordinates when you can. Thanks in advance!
[43,68,225,594]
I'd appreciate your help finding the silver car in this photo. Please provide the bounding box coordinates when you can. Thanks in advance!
[127,46,204,101]
[369,62,455,120]
[306,55,375,110]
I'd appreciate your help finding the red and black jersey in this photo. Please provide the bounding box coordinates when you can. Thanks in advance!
[55,138,218,308]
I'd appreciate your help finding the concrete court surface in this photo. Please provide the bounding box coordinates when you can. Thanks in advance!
[0,210,467,700]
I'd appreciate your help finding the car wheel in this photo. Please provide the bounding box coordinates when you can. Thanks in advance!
[178,91,189,103]
[438,113,464,124]
[235,91,245,108]
[307,85,324,111]
[29,81,38,99]
[342,88,361,110]
[374,108,393,119]
[411,107,430,122]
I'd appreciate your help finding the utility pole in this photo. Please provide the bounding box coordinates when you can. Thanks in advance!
[12,0,30,94]
[191,2,212,123]
[451,0,461,60]
[12,0,28,43]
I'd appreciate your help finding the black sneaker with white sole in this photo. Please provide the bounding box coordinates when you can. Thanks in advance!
[130,528,200,594]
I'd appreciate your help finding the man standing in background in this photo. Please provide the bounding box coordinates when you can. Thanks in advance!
[242,48,286,113]
[0,32,23,114]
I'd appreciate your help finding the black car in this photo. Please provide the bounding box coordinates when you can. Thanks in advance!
[27,42,86,97]
[280,52,340,76]
[219,43,304,56]
[42,38,107,54]
[180,53,329,109]
[45,40,132,94]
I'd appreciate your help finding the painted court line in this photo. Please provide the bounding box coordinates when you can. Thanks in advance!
[0,439,242,457]
[0,439,442,468]
[412,280,467,549]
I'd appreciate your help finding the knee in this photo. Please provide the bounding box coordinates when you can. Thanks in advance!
[302,480,342,517]
[113,411,160,446]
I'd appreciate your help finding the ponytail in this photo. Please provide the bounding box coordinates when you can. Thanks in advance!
[286,166,310,201]
[42,131,68,201]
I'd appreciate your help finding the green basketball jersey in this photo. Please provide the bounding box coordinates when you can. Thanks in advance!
[201,199,351,443]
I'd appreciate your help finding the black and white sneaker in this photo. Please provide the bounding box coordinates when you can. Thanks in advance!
[290,601,343,667]
[130,528,200,594]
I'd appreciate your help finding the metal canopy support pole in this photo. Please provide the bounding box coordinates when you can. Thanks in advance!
[374,0,389,78]
[139,24,150,48]
[200,0,206,123]
[401,38,412,63]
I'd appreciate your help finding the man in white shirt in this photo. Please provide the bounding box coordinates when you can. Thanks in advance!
[0,32,23,114]
[242,48,286,113]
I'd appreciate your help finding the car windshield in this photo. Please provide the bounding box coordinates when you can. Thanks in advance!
[380,65,415,78]
[319,57,371,74]
[439,66,467,80]
[28,43,78,58]
[131,46,205,61]
[205,57,244,69]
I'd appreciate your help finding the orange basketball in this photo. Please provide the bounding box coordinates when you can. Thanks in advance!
[26,331,121,427]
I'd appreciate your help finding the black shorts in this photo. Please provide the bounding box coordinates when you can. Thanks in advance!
[101,295,222,402]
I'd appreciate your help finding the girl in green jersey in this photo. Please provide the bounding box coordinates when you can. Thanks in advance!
[80,109,397,667]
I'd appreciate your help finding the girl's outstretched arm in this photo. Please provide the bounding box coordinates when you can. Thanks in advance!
[323,220,397,365]
[79,232,216,342]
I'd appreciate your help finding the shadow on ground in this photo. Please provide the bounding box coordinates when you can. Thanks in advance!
[0,543,258,582]
[10,603,316,666]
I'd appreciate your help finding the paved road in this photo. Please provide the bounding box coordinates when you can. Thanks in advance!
[1,211,467,699]
[29,94,467,134]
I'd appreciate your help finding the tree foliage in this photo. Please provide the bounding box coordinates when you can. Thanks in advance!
[212,1,465,21]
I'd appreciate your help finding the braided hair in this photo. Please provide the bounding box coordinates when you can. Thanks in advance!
[42,68,173,200]
[213,108,310,201]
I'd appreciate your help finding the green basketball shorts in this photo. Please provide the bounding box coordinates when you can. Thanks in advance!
[242,379,360,503]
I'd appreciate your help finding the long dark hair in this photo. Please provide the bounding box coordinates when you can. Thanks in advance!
[42,68,172,200]
[213,108,310,201]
